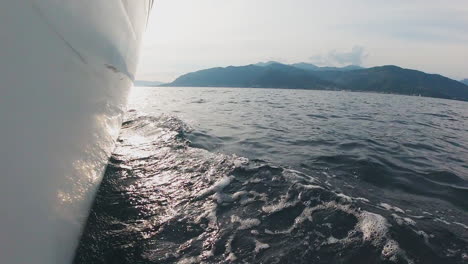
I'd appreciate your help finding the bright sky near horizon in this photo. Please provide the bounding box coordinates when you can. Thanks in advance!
[135,0,468,82]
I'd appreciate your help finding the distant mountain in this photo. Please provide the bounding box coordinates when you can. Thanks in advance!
[291,63,363,72]
[254,61,282,67]
[461,79,468,85]
[134,80,163,86]
[166,63,337,90]
[164,63,468,101]
[255,61,364,72]
[307,65,468,100]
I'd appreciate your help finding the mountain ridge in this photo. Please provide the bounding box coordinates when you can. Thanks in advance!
[134,80,164,86]
[164,63,468,101]
[167,63,338,90]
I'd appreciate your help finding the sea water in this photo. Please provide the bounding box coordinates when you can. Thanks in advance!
[75,87,468,263]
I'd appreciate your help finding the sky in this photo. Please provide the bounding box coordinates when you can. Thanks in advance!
[135,0,468,82]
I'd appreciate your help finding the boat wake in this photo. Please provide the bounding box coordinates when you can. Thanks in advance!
[74,112,467,264]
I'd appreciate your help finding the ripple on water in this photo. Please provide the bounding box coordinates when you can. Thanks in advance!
[74,113,468,264]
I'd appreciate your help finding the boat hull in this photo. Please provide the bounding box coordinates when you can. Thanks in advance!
[0,1,151,263]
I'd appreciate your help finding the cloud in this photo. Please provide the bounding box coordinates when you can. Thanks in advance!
[330,46,367,65]
[309,46,368,66]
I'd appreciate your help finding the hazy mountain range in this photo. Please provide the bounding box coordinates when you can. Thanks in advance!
[257,61,364,72]
[134,80,164,87]
[461,79,468,86]
[163,62,468,101]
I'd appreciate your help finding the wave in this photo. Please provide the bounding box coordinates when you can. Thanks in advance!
[74,113,468,264]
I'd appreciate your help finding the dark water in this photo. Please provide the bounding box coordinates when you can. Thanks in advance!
[75,87,468,263]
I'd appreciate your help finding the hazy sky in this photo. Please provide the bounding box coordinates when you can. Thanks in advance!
[135,0,468,82]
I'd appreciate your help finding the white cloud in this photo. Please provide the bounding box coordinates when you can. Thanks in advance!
[309,46,368,66]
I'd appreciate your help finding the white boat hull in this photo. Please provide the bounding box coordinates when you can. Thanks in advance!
[0,1,152,263]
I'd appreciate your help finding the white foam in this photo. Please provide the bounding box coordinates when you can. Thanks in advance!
[299,184,324,190]
[453,222,468,229]
[246,178,262,184]
[225,235,237,261]
[239,197,257,205]
[357,211,389,244]
[406,215,426,219]
[263,228,291,235]
[233,156,249,167]
[212,192,233,204]
[392,214,416,226]
[294,206,315,225]
[226,253,237,261]
[254,240,270,253]
[239,191,268,205]
[231,191,247,200]
[231,215,261,230]
[284,169,319,182]
[194,203,218,229]
[199,176,233,200]
[414,230,430,244]
[336,193,353,202]
[434,218,451,225]
[379,203,405,214]
[262,194,299,214]
[354,197,370,203]
[325,236,340,244]
[381,239,401,261]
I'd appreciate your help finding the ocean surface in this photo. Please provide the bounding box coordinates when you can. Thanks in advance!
[75,87,468,264]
